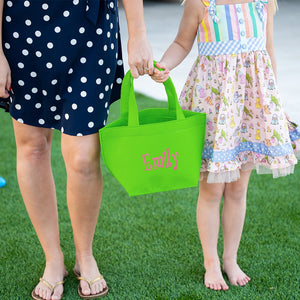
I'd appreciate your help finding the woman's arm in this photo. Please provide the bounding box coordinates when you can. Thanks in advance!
[0,0,11,98]
[152,0,204,82]
[122,0,153,78]
[266,0,277,80]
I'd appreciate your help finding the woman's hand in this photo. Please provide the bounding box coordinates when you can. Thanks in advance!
[150,61,170,83]
[0,51,11,98]
[127,32,154,78]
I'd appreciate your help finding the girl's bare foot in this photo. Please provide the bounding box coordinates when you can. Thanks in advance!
[73,255,107,297]
[204,261,229,290]
[222,259,250,286]
[33,258,68,300]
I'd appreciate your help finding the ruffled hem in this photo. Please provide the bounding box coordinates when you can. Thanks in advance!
[200,163,296,183]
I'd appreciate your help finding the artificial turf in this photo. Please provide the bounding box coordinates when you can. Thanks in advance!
[0,93,299,299]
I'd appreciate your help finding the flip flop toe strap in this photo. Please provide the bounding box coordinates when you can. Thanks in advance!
[77,275,104,288]
[39,278,65,294]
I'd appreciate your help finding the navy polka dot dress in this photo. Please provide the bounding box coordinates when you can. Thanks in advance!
[2,0,124,136]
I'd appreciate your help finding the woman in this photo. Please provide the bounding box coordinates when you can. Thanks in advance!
[0,0,153,299]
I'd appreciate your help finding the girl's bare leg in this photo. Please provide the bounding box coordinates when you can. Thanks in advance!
[222,170,252,286]
[13,120,67,300]
[197,179,228,290]
[61,133,106,297]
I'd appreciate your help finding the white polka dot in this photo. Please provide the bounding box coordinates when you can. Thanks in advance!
[103,120,106,126]
[18,62,24,69]
[72,103,78,110]
[24,1,30,7]
[22,49,29,56]
[96,28,103,35]
[99,93,104,99]
[60,56,67,62]
[47,42,54,49]
[87,41,93,47]
[68,68,73,74]
[24,94,31,100]
[65,114,69,120]
[7,1,13,7]
[18,118,24,123]
[63,10,70,17]
[36,51,42,57]
[116,78,122,84]
[26,37,33,44]
[80,57,87,64]
[50,106,57,112]
[44,15,50,21]
[77,133,83,136]
[42,90,47,96]
[106,68,111,74]
[55,95,61,101]
[81,77,87,83]
[105,85,109,91]
[70,39,77,45]
[80,91,87,97]
[61,127,64,133]
[106,13,109,20]
[111,43,114,50]
[54,26,61,33]
[117,60,123,66]
[103,45,108,51]
[4,43,10,49]
[51,79,58,85]
[73,0,79,5]
[110,83,114,89]
[68,86,72,93]
[18,80,25,86]
[46,62,52,69]
[54,115,61,120]
[30,72,37,77]
[42,3,48,10]
[87,106,94,113]
[110,2,114,8]
[96,78,101,85]
[105,102,108,108]
[98,59,104,66]
[88,122,94,128]
[35,30,42,37]
[35,103,42,109]
[107,32,111,38]
[13,32,19,38]
[25,19,31,26]
[39,119,45,125]
[32,88,38,93]
[79,27,85,34]
[15,104,21,110]
[111,23,114,30]
[6,16,12,22]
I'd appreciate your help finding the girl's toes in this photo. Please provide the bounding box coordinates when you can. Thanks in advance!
[81,281,91,296]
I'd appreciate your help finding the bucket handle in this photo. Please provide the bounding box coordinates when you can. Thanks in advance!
[120,61,185,126]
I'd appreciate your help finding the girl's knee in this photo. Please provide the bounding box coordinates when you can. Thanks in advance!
[199,182,225,203]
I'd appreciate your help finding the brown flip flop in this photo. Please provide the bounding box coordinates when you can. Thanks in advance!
[31,277,65,300]
[73,269,109,299]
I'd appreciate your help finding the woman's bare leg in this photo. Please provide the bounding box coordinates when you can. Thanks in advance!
[197,179,228,290]
[222,170,252,286]
[13,120,66,300]
[61,133,106,297]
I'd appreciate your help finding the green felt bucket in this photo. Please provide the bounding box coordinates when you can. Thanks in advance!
[99,69,206,196]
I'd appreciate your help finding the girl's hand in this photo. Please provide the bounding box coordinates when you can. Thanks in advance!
[0,52,11,98]
[151,61,170,83]
[127,32,154,78]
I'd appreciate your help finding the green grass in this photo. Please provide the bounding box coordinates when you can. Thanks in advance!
[0,93,299,300]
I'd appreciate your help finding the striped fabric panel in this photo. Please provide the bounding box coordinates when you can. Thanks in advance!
[198,2,266,43]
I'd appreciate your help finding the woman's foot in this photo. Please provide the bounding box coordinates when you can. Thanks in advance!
[222,259,250,286]
[32,259,68,300]
[73,255,107,297]
[204,261,229,290]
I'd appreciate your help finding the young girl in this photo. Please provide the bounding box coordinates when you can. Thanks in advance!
[152,0,300,291]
